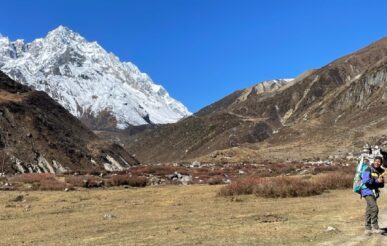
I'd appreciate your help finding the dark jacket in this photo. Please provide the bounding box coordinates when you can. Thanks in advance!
[361,165,385,198]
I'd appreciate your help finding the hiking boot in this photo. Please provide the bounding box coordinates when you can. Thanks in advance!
[371,228,384,234]
[365,229,372,235]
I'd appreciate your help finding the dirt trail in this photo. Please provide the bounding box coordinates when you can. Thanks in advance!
[321,190,387,246]
[376,211,387,245]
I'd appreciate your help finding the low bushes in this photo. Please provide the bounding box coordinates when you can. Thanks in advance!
[253,176,323,198]
[10,173,71,191]
[11,173,55,183]
[39,178,70,191]
[208,176,225,185]
[107,175,147,187]
[65,175,104,188]
[219,172,353,198]
[311,165,339,175]
[11,173,148,190]
[64,176,85,187]
[219,176,263,196]
[312,172,353,190]
[64,174,147,188]
[130,165,189,176]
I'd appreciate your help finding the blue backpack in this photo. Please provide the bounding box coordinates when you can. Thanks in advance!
[353,159,368,193]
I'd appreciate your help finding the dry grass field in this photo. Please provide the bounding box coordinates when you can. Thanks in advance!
[0,185,386,245]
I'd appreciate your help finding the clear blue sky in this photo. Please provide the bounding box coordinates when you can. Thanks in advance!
[1,0,386,112]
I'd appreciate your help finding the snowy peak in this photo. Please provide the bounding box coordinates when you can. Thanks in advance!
[42,25,91,51]
[47,25,75,38]
[0,26,191,129]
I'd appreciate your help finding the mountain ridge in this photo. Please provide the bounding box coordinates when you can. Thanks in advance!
[0,25,191,130]
[124,36,387,164]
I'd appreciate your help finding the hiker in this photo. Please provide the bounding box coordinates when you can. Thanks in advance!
[361,156,385,234]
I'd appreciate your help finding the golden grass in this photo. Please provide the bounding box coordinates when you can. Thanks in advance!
[0,185,381,245]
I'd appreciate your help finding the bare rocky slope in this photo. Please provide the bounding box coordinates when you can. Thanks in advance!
[125,37,387,164]
[0,71,139,174]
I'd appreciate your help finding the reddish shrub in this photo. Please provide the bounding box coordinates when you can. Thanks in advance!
[11,173,71,191]
[208,176,224,185]
[39,179,69,191]
[108,174,131,186]
[311,165,339,174]
[208,170,225,176]
[65,175,104,188]
[191,168,210,175]
[254,176,323,198]
[219,176,262,196]
[127,176,147,187]
[130,165,190,176]
[108,175,147,187]
[311,172,353,190]
[11,173,55,183]
[83,176,104,188]
[219,171,353,198]
[129,166,149,176]
[64,176,85,187]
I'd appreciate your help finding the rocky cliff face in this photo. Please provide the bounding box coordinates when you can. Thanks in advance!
[0,71,139,174]
[125,37,387,163]
[0,26,191,130]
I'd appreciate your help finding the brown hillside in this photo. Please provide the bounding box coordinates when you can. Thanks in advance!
[0,72,139,174]
[125,37,387,163]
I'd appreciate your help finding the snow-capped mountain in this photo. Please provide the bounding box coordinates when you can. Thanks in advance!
[0,26,191,129]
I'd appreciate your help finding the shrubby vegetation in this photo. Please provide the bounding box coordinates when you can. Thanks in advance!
[218,172,353,198]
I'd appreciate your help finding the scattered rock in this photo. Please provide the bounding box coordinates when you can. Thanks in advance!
[103,212,116,220]
[325,226,339,232]
[165,172,192,185]
[224,179,231,184]
[148,176,165,186]
[0,186,14,191]
[190,161,201,168]
[180,175,192,185]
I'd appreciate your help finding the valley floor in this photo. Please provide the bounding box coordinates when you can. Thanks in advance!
[0,185,386,245]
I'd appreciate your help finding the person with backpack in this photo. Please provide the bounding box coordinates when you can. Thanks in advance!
[361,156,385,235]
